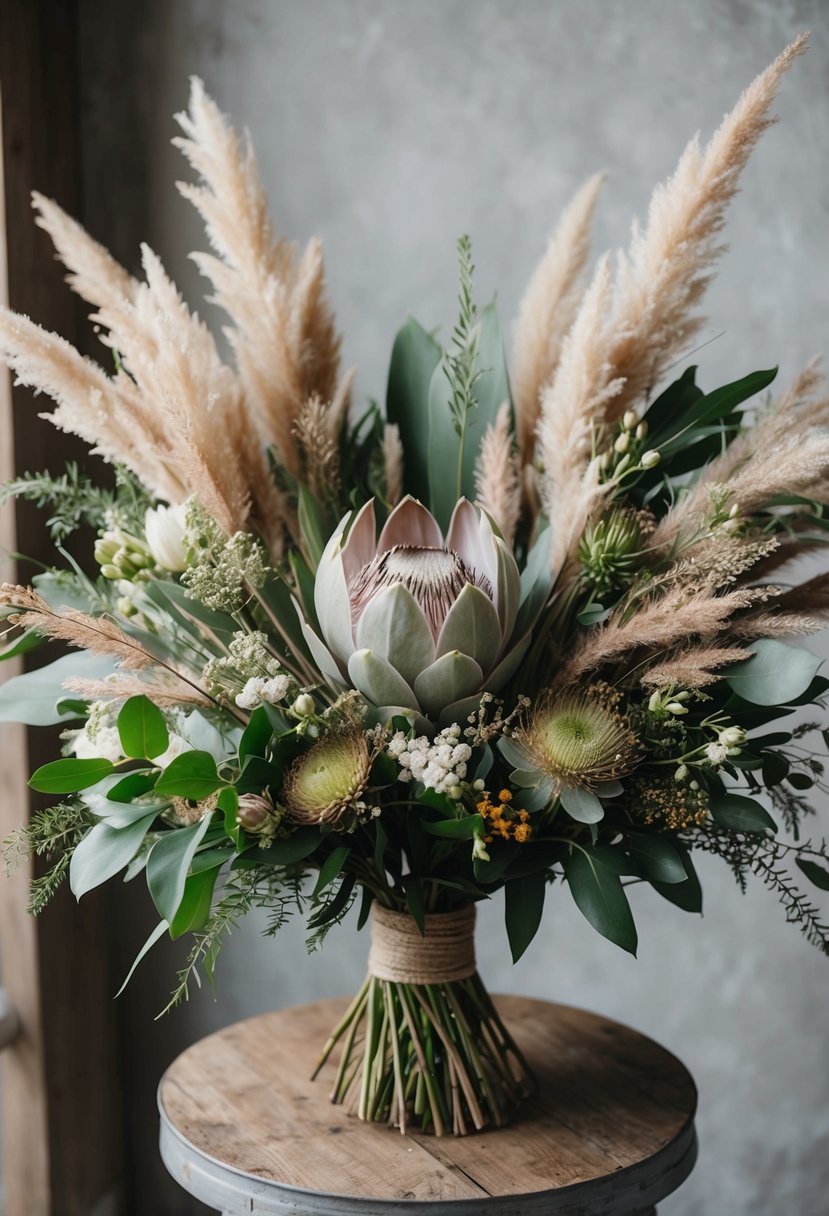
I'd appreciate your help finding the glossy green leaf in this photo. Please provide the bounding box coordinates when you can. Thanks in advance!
[117,695,169,759]
[238,706,273,765]
[504,871,546,962]
[248,829,321,867]
[29,756,115,794]
[70,811,159,899]
[0,628,42,661]
[709,793,777,835]
[565,847,638,955]
[154,751,223,800]
[169,864,222,939]
[146,816,213,924]
[626,834,687,884]
[422,815,484,839]
[650,841,703,913]
[725,639,822,707]
[385,317,442,503]
[313,846,351,897]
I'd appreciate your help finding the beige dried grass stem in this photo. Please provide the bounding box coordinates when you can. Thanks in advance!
[475,403,522,545]
[512,173,604,462]
[539,34,808,575]
[174,77,345,479]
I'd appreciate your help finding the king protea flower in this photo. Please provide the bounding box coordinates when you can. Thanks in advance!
[301,497,530,724]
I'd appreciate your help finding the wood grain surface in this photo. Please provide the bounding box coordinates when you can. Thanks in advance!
[159,995,697,1214]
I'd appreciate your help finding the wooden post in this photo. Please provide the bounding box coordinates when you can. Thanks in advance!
[0,4,124,1213]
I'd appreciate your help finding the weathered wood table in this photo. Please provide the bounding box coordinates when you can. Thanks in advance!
[158,995,697,1215]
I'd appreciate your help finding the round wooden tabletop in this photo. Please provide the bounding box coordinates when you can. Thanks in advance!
[158,995,697,1216]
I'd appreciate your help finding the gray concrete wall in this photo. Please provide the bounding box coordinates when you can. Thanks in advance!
[75,2,829,1212]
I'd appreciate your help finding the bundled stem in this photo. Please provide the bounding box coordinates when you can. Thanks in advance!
[313,972,534,1135]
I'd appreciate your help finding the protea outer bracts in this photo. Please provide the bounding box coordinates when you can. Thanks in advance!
[302,497,530,724]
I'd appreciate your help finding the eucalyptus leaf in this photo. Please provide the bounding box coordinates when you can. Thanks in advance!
[725,639,822,707]
[386,317,442,504]
[154,751,223,800]
[146,816,213,924]
[504,871,546,962]
[70,811,159,899]
[29,756,115,794]
[559,785,604,824]
[0,652,115,725]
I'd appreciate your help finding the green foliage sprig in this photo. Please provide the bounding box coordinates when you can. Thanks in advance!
[0,463,150,542]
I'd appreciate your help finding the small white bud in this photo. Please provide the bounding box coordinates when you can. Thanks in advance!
[614,431,630,454]
[666,701,689,715]
[472,836,491,863]
[640,450,661,470]
[729,502,740,518]
[144,502,190,572]
[635,420,649,441]
[718,726,747,749]
[473,778,486,791]
[623,410,639,431]
[291,693,316,718]
[648,690,663,713]
[674,764,689,782]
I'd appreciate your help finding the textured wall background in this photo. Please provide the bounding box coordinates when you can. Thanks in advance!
[73,2,829,1212]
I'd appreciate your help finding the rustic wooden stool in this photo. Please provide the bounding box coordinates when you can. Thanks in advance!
[158,995,697,1215]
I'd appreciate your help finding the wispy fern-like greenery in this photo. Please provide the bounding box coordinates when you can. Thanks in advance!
[2,800,92,914]
[0,462,151,541]
[443,236,482,495]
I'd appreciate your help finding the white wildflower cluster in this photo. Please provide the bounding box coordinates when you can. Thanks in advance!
[387,723,472,797]
[203,632,295,707]
[235,674,293,711]
[182,501,269,613]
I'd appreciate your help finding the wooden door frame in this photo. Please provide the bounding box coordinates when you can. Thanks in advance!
[0,4,124,1214]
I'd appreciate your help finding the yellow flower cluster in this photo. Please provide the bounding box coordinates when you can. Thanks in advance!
[630,775,709,831]
[477,789,533,844]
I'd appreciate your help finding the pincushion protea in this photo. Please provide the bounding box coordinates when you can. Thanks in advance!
[303,496,532,723]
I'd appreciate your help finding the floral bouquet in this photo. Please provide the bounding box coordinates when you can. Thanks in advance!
[2,34,829,1137]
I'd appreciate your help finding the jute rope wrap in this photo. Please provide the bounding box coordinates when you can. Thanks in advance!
[368,904,477,984]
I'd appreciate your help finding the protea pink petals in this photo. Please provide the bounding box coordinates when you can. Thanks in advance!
[309,496,524,722]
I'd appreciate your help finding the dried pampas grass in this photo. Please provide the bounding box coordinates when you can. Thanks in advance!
[174,77,349,479]
[640,645,755,689]
[512,173,604,463]
[536,34,808,577]
[475,403,522,545]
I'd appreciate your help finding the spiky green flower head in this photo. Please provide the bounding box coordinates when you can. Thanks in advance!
[283,730,372,828]
[518,689,639,790]
[578,506,654,598]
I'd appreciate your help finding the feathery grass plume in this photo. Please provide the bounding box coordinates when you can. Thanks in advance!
[539,34,808,574]
[62,673,212,706]
[293,393,342,503]
[0,583,159,669]
[174,77,345,479]
[652,361,829,554]
[382,422,404,507]
[512,173,604,463]
[640,645,754,688]
[0,308,186,505]
[557,584,773,684]
[32,191,138,318]
[475,402,522,545]
[728,573,829,641]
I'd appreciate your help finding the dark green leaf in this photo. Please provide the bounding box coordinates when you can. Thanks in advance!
[307,872,356,929]
[422,815,483,839]
[0,628,42,661]
[297,486,331,570]
[169,864,222,938]
[709,794,777,835]
[795,857,829,891]
[29,756,115,794]
[504,871,546,962]
[370,751,399,786]
[107,772,157,803]
[626,834,687,884]
[565,847,638,954]
[117,695,169,759]
[357,884,374,931]
[761,752,790,787]
[313,846,351,897]
[115,920,169,997]
[650,841,702,913]
[248,828,320,867]
[238,706,273,765]
[154,751,223,800]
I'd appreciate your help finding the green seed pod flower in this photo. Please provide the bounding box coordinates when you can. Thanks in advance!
[578,506,653,598]
[283,731,372,828]
[518,691,639,790]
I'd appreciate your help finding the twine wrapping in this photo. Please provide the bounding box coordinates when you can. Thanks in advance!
[368,904,477,984]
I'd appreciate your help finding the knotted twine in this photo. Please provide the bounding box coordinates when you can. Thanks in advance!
[368,903,477,984]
